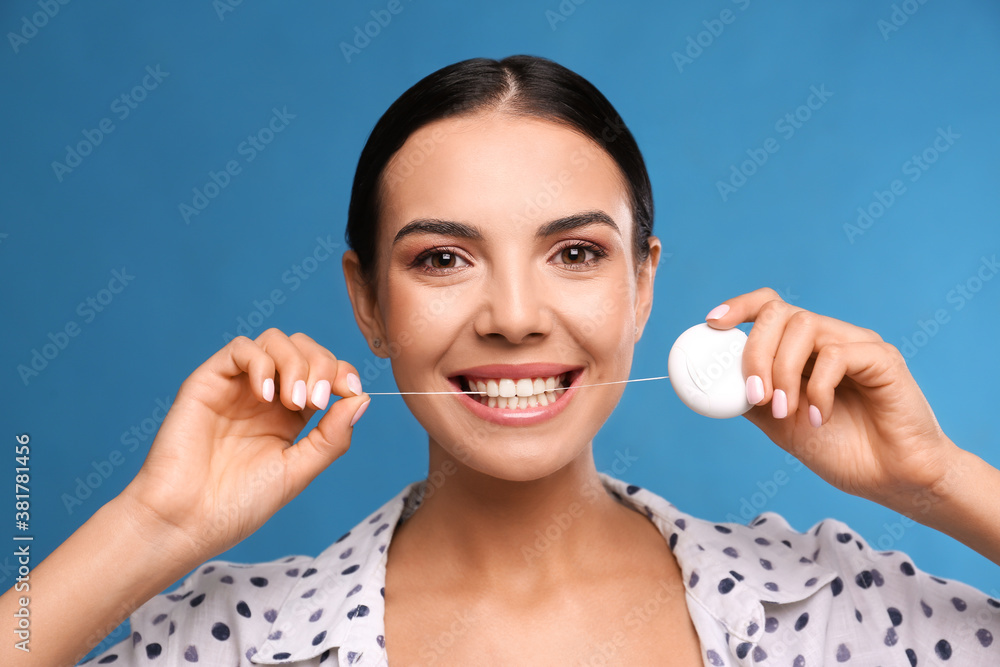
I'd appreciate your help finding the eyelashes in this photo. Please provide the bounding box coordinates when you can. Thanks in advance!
[410,241,609,274]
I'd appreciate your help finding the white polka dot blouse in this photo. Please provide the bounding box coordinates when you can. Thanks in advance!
[82,473,1000,665]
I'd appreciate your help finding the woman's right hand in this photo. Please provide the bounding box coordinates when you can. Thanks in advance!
[119,329,371,564]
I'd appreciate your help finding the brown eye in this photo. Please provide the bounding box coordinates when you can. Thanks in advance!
[431,252,456,268]
[561,247,587,264]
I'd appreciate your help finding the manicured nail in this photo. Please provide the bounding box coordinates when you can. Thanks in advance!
[292,380,307,409]
[772,389,788,419]
[809,404,822,428]
[312,380,331,410]
[346,372,363,396]
[262,378,275,402]
[350,399,370,427]
[746,375,764,404]
[706,304,730,321]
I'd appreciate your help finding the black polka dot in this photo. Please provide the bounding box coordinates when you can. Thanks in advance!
[169,621,175,635]
[211,622,230,641]
[220,575,233,584]
[921,600,933,617]
[626,484,641,494]
[855,609,862,622]
[755,537,771,545]
[718,578,735,594]
[321,648,332,662]
[313,630,327,646]
[885,627,898,646]
[760,558,773,570]
[689,573,699,587]
[831,577,844,596]
[952,597,967,611]
[729,570,744,581]
[285,568,299,577]
[669,533,678,550]
[237,601,251,618]
[347,604,370,619]
[97,656,119,664]
[888,607,902,626]
[988,598,1000,608]
[905,648,917,666]
[871,569,885,586]
[836,643,851,662]
[273,653,291,660]
[723,547,739,558]
[837,532,852,543]
[935,639,952,659]
[900,561,915,576]
[764,582,779,592]
[303,568,318,577]
[931,576,948,584]
[855,570,873,589]
[805,577,818,587]
[336,531,351,542]
[264,609,277,622]
[184,645,199,662]
[190,593,206,607]
[706,649,724,666]
[793,656,805,667]
[795,612,809,631]
[977,628,993,647]
[765,617,779,633]
[145,643,162,659]
[753,646,767,661]
[736,642,751,659]
[747,622,758,636]
[714,525,732,534]
[310,609,324,622]
[250,577,268,587]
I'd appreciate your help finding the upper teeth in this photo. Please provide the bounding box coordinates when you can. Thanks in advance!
[468,376,563,397]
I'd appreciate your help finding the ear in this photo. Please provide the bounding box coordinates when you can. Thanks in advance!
[342,250,388,357]
[633,235,661,341]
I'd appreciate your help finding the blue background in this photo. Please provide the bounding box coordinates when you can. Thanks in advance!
[2,0,998,656]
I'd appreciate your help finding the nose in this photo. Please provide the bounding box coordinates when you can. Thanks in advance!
[473,263,552,345]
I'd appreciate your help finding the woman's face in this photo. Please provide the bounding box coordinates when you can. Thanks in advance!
[346,111,660,482]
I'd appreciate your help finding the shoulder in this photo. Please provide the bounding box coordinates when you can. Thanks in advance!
[82,554,317,665]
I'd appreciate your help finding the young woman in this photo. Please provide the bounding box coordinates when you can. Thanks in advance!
[7,55,1000,667]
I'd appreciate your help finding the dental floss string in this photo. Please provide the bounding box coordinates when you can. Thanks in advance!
[364,375,670,395]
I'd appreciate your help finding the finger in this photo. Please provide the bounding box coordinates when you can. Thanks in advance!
[256,328,311,411]
[806,341,901,426]
[207,336,277,403]
[770,310,824,419]
[278,332,366,410]
[282,392,371,495]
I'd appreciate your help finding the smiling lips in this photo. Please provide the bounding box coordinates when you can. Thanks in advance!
[459,374,569,409]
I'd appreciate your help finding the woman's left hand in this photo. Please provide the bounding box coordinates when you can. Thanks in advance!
[705,287,965,515]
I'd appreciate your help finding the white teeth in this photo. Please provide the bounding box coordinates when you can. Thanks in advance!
[464,372,575,410]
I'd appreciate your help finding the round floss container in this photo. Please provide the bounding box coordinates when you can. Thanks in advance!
[667,323,753,419]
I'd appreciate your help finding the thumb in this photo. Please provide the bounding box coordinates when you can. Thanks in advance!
[282,392,371,495]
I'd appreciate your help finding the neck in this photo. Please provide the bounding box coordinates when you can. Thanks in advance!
[391,438,639,592]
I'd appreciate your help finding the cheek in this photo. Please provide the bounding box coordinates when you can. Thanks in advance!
[384,283,467,355]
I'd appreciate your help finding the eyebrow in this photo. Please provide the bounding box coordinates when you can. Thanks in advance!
[391,210,621,246]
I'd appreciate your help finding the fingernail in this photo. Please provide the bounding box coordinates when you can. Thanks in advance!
[746,375,764,404]
[809,404,822,428]
[706,304,730,321]
[292,380,307,409]
[350,399,370,427]
[772,389,787,419]
[263,378,275,402]
[312,380,331,410]
[346,373,363,396]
